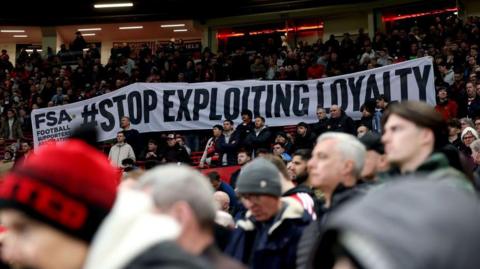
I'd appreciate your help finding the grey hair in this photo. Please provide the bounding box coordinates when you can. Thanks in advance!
[471,139,480,153]
[316,132,367,178]
[136,164,216,228]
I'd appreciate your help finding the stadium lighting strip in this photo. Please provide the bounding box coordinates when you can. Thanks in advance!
[161,24,185,28]
[82,33,96,36]
[119,26,143,30]
[173,29,188,32]
[78,28,102,31]
[382,7,458,22]
[94,2,133,8]
[25,49,42,52]
[13,35,28,38]
[217,24,324,39]
[1,29,25,33]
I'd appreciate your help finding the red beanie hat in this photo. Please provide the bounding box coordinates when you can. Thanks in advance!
[0,139,119,242]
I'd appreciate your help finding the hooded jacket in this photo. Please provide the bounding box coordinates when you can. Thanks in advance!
[309,179,480,269]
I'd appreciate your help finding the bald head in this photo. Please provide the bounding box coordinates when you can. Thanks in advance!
[213,191,230,212]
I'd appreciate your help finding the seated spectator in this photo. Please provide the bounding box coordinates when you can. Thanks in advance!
[460,117,475,131]
[359,99,376,132]
[176,135,191,155]
[274,131,293,153]
[359,132,389,181]
[208,171,237,212]
[311,106,328,137]
[0,148,14,176]
[139,139,161,161]
[159,133,191,164]
[272,142,292,162]
[230,149,252,189]
[356,124,370,138]
[448,118,464,150]
[327,105,356,135]
[294,122,316,151]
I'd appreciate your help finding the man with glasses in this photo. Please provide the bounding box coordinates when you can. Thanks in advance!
[225,158,311,269]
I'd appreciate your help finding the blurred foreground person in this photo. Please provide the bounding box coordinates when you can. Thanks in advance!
[308,178,480,269]
[0,139,120,269]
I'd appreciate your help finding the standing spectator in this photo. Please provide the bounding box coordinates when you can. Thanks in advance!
[200,125,224,168]
[0,139,119,269]
[435,86,458,120]
[71,31,87,56]
[236,109,255,145]
[0,109,24,140]
[250,56,266,79]
[50,87,65,105]
[138,139,161,161]
[381,101,472,190]
[136,165,245,269]
[225,158,311,269]
[327,105,356,135]
[108,131,136,167]
[217,119,240,166]
[243,116,273,156]
[460,82,480,119]
[438,62,454,86]
[297,132,367,269]
[120,116,141,156]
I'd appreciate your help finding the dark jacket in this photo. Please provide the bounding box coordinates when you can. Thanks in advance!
[124,241,212,269]
[310,119,328,137]
[124,128,142,156]
[309,179,480,269]
[243,126,272,154]
[225,199,311,269]
[293,132,316,151]
[217,130,240,166]
[296,184,367,269]
[327,114,356,135]
[161,144,191,164]
[236,122,255,145]
[0,118,24,140]
[202,245,246,269]
[378,152,474,191]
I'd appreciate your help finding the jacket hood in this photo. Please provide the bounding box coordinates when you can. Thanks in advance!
[309,178,480,269]
[83,189,180,269]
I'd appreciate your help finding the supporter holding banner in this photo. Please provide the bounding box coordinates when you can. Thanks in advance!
[31,57,435,146]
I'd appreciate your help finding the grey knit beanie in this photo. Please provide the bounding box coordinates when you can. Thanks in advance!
[236,158,282,196]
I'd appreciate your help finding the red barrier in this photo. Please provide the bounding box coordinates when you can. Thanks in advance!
[200,165,240,184]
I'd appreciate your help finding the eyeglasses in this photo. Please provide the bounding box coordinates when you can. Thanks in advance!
[463,135,475,140]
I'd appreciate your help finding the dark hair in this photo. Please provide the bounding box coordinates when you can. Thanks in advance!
[256,116,266,122]
[223,119,234,125]
[293,149,312,161]
[256,148,270,155]
[241,109,253,118]
[238,148,252,158]
[213,124,223,131]
[121,158,135,167]
[376,94,390,103]
[273,142,285,148]
[447,118,462,129]
[148,139,158,145]
[207,171,221,182]
[382,101,448,150]
[117,130,126,135]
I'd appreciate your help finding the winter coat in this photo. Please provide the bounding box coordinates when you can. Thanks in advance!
[296,184,367,269]
[225,199,311,269]
[108,143,136,167]
[243,126,272,154]
[217,130,240,166]
[309,179,480,269]
[327,114,356,135]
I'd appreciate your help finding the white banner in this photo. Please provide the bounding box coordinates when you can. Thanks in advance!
[31,57,435,146]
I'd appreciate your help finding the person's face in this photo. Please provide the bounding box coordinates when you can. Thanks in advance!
[210,179,221,190]
[240,194,280,222]
[472,149,480,165]
[254,118,264,129]
[316,108,327,120]
[120,117,130,128]
[290,155,308,178]
[275,135,286,144]
[212,127,222,137]
[376,99,386,109]
[467,83,476,97]
[147,142,157,152]
[448,126,461,136]
[454,73,462,82]
[21,143,30,152]
[117,133,125,143]
[361,150,380,179]
[175,138,184,145]
[437,89,448,99]
[237,153,250,165]
[0,210,88,269]
[6,111,13,119]
[272,144,284,155]
[241,114,251,123]
[308,139,345,190]
[361,108,372,117]
[330,106,341,118]
[167,136,176,147]
[223,121,232,132]
[382,115,427,168]
[297,126,307,136]
[463,131,476,147]
[357,126,368,138]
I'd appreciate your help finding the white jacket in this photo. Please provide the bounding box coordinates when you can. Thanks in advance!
[108,143,135,167]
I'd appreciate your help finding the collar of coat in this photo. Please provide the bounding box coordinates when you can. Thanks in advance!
[236,197,305,235]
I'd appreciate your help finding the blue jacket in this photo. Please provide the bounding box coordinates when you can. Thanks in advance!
[219,182,238,211]
[225,199,311,269]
